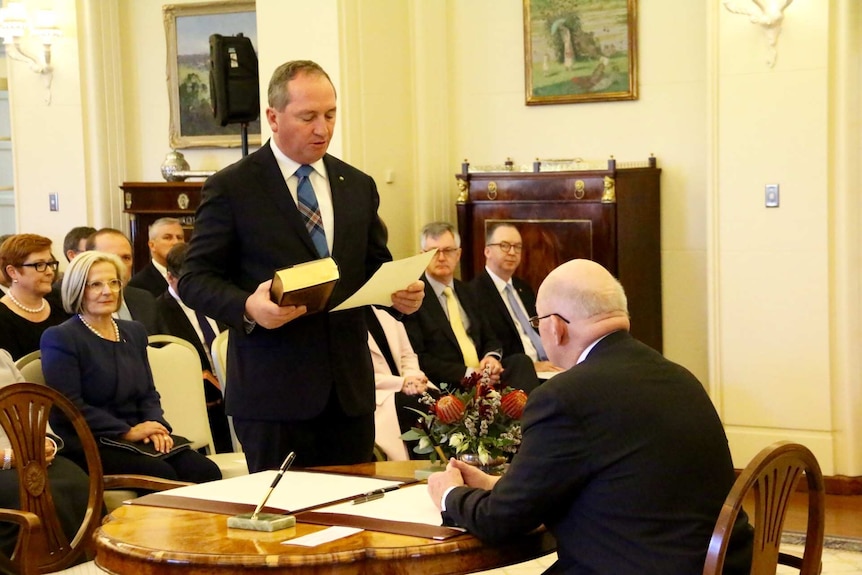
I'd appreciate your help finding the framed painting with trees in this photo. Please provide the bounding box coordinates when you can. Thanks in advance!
[523,0,638,105]
[164,1,260,148]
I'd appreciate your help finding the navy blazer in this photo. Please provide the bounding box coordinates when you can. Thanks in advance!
[41,317,169,448]
[403,277,502,386]
[129,261,168,298]
[178,142,390,421]
[468,270,538,358]
[442,331,752,574]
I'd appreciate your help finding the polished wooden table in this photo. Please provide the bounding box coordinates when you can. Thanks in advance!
[94,461,556,574]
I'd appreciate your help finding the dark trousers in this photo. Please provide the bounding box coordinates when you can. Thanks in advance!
[66,445,221,484]
[500,353,541,394]
[233,390,375,472]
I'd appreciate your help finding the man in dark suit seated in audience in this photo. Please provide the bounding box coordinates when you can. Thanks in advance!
[404,221,539,392]
[87,228,162,335]
[129,217,185,298]
[469,222,560,376]
[155,243,232,453]
[428,259,753,575]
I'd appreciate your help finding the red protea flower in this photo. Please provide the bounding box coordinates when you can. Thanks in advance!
[436,395,466,424]
[501,390,527,419]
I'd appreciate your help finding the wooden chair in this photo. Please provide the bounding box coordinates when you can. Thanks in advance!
[702,441,825,575]
[0,382,187,575]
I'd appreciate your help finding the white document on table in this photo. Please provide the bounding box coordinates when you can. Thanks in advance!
[315,483,447,528]
[282,526,363,547]
[155,470,403,513]
[331,251,435,311]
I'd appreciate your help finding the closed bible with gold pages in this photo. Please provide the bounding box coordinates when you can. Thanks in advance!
[270,257,339,314]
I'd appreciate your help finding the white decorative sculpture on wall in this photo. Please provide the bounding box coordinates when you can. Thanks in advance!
[723,0,794,67]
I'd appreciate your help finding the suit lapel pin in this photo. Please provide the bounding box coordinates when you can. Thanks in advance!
[338,176,345,181]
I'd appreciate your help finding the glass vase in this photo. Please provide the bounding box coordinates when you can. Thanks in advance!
[458,453,508,475]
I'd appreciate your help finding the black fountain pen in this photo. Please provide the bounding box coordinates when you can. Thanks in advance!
[352,484,399,505]
[250,451,296,521]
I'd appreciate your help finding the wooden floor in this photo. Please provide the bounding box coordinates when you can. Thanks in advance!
[783,492,862,539]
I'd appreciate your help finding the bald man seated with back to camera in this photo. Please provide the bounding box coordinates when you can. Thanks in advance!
[427,259,753,575]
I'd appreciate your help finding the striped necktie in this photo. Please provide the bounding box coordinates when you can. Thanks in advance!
[295,164,329,257]
[505,284,547,361]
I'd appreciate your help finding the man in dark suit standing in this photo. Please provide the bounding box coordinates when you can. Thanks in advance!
[428,259,753,575]
[178,60,424,472]
[404,222,538,392]
[87,229,162,335]
[469,222,559,374]
[156,242,232,453]
[129,217,185,298]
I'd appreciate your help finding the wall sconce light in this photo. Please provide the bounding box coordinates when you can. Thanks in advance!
[723,0,794,68]
[0,2,62,104]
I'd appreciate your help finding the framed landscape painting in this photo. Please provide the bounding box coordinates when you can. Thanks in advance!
[523,0,638,105]
[164,1,260,148]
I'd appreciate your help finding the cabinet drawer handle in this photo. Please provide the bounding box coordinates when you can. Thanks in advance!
[487,181,498,200]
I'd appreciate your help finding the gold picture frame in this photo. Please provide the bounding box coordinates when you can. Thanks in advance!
[164,1,260,149]
[523,0,638,105]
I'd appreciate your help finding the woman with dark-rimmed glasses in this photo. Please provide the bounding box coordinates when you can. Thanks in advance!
[0,234,69,359]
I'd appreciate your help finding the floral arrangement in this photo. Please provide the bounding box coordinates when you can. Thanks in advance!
[400,368,528,466]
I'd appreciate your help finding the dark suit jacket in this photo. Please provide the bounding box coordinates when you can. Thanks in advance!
[178,142,390,422]
[155,293,224,378]
[403,277,502,385]
[129,262,168,298]
[123,285,162,335]
[42,318,168,448]
[443,331,753,575]
[468,270,538,358]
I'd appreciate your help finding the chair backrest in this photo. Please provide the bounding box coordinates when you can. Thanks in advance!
[146,335,215,455]
[210,329,229,387]
[0,382,104,574]
[14,351,45,386]
[209,329,243,453]
[702,441,825,575]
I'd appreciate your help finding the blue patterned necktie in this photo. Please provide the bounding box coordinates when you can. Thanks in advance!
[295,164,329,257]
[505,284,547,361]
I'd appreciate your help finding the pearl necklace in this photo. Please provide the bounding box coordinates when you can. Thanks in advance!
[78,314,120,342]
[7,292,46,314]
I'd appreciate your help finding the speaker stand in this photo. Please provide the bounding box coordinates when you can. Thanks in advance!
[241,122,249,157]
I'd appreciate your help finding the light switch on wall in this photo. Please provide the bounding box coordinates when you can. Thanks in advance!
[49,193,59,212]
[765,184,779,208]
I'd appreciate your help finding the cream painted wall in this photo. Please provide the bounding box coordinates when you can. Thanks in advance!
[445,1,710,382]
[713,0,837,472]
[5,0,87,258]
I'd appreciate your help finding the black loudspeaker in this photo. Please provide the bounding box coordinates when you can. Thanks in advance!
[209,33,260,127]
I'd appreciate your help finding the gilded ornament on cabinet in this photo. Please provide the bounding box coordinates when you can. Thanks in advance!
[574,179,585,200]
[456,179,468,204]
[487,181,498,200]
[602,176,616,203]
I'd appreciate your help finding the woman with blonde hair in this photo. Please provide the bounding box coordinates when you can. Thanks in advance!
[0,234,69,359]
[41,251,220,483]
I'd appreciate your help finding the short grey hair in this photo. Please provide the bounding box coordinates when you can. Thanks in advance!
[62,251,125,315]
[268,60,335,111]
[420,221,460,251]
[148,217,182,241]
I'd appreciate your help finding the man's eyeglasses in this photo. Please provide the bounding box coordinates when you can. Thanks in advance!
[529,313,570,329]
[426,247,460,258]
[487,242,523,254]
[86,279,123,293]
[19,261,60,273]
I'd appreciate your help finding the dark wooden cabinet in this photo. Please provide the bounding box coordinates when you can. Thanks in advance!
[455,157,662,352]
[121,181,203,275]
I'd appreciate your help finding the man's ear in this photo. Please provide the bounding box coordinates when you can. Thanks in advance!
[549,315,567,346]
